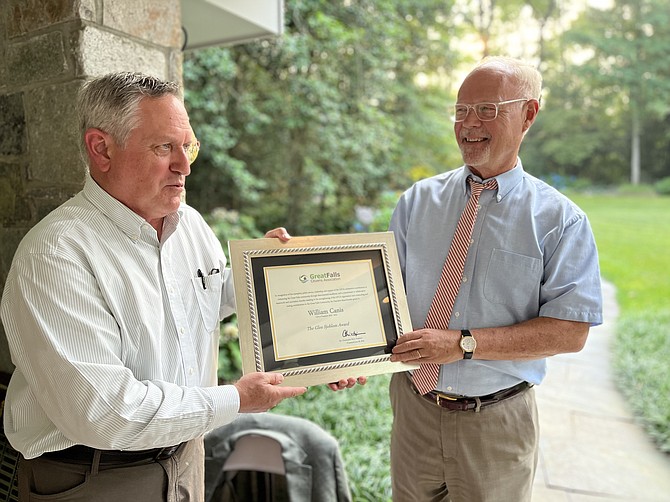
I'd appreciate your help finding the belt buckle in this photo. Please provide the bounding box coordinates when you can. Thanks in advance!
[434,391,459,406]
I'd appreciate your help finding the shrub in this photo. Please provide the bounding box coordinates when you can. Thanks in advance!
[217,320,243,383]
[654,177,670,196]
[613,312,670,452]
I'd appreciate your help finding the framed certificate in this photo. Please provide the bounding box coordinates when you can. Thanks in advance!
[229,232,417,387]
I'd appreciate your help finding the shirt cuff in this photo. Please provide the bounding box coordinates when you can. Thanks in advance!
[209,384,240,428]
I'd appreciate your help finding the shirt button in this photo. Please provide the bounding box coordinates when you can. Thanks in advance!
[447,386,453,391]
[496,195,502,202]
[179,327,185,334]
[461,276,468,283]
[454,311,460,318]
[188,368,194,376]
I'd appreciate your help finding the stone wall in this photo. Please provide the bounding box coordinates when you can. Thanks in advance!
[0,0,183,374]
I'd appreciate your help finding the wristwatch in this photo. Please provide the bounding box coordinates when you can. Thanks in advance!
[460,329,476,359]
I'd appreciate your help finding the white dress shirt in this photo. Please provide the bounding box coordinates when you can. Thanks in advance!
[1,175,241,459]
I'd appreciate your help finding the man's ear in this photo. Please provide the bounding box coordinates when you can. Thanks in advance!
[522,99,540,133]
[84,128,113,172]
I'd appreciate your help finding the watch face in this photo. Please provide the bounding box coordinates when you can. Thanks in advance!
[460,336,477,352]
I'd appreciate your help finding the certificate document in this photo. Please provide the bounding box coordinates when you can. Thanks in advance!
[229,232,417,386]
[265,260,386,360]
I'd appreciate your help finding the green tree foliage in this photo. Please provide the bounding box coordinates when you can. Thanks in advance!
[184,0,670,217]
[522,55,630,185]
[184,0,460,235]
[525,0,670,185]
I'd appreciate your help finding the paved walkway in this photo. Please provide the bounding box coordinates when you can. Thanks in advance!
[532,280,670,501]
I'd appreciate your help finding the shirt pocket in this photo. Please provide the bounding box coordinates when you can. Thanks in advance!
[191,271,223,332]
[484,249,542,308]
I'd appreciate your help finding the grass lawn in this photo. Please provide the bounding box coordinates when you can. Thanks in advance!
[272,192,670,499]
[569,194,670,313]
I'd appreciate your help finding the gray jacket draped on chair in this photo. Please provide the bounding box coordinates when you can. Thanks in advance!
[204,413,351,502]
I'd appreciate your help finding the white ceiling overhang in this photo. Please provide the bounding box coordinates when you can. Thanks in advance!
[181,0,284,50]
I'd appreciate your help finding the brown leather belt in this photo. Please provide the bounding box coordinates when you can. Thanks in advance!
[41,443,182,464]
[411,379,532,411]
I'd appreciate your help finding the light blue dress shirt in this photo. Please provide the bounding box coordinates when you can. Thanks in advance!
[389,160,603,396]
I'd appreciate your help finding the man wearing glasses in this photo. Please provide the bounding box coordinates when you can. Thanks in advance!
[1,72,306,501]
[388,57,603,500]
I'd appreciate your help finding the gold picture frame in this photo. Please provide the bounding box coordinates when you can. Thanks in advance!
[228,232,417,387]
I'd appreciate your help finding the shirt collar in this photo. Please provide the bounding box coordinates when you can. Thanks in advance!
[461,158,525,202]
[82,174,182,241]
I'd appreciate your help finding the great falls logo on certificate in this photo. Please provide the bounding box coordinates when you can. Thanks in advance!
[300,271,342,283]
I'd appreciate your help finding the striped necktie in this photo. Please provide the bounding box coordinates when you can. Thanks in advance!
[412,177,499,395]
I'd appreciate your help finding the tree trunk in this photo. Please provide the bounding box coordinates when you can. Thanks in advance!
[630,103,641,185]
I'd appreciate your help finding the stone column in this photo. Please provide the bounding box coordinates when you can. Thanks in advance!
[0,0,183,374]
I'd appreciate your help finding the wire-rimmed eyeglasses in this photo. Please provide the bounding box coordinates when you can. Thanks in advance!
[185,140,200,165]
[452,98,529,122]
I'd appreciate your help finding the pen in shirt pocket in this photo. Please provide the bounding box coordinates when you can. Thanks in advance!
[197,268,220,290]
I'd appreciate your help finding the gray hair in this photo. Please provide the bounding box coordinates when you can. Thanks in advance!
[473,56,542,102]
[77,72,182,160]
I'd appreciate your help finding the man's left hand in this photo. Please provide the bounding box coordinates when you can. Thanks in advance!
[390,328,461,364]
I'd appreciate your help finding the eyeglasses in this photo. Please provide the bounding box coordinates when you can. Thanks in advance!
[452,99,529,122]
[185,140,200,165]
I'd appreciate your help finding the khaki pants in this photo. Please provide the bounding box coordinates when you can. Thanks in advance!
[18,439,204,502]
[390,373,539,502]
